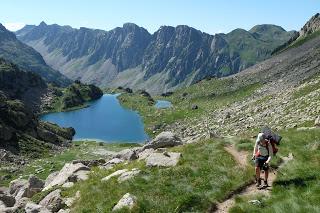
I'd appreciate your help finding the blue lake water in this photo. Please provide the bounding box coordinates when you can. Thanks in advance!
[155,100,172,109]
[41,94,149,143]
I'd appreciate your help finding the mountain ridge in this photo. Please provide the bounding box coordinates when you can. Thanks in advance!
[16,22,295,94]
[0,24,71,86]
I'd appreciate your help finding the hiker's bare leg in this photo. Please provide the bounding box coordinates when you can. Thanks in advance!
[255,166,260,180]
[265,169,269,181]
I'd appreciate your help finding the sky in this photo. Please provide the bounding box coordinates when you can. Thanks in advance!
[1,0,320,34]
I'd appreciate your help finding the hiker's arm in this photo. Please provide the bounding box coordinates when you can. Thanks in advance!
[253,140,258,157]
[266,143,273,163]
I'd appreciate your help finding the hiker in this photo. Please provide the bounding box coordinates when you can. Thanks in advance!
[252,133,273,188]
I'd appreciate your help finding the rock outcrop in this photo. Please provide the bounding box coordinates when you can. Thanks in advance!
[0,59,75,162]
[143,131,183,150]
[112,193,137,211]
[43,163,90,191]
[9,175,44,200]
[300,13,320,37]
[145,152,182,167]
[39,189,64,212]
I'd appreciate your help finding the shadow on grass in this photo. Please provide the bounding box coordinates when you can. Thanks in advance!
[273,175,317,188]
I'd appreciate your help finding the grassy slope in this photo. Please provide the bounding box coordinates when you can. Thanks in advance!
[0,141,138,187]
[119,78,261,136]
[230,128,320,213]
[62,138,253,213]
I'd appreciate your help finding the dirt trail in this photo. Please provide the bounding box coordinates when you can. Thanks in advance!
[215,145,293,213]
[224,146,248,168]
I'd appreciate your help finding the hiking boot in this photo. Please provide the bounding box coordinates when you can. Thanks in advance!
[263,180,268,187]
[256,178,261,187]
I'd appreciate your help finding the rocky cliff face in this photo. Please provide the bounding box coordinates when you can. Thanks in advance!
[0,58,74,160]
[300,13,320,37]
[16,22,295,94]
[0,24,71,86]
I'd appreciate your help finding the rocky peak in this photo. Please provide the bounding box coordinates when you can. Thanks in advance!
[39,21,47,27]
[300,13,320,37]
[0,23,16,41]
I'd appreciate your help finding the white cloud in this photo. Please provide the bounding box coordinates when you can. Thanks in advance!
[3,22,25,32]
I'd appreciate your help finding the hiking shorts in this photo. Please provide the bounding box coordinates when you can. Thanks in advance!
[255,156,269,170]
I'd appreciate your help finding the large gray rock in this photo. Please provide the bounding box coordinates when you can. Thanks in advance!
[0,187,9,195]
[28,175,44,192]
[315,116,320,127]
[43,163,90,191]
[9,176,44,201]
[0,194,15,207]
[57,209,70,213]
[25,202,50,213]
[64,191,80,208]
[68,170,90,183]
[39,189,64,212]
[112,193,136,211]
[44,172,59,187]
[138,148,155,160]
[101,169,128,182]
[0,200,6,210]
[9,179,28,196]
[146,152,181,167]
[99,158,125,170]
[143,132,182,150]
[114,149,138,161]
[118,169,141,183]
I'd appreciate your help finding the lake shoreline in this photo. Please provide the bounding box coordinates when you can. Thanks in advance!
[40,94,149,143]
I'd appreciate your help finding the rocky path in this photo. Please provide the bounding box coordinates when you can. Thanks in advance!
[224,145,248,168]
[215,146,294,213]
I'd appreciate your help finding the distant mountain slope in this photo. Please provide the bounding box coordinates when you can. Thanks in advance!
[0,24,71,86]
[272,13,320,54]
[16,22,295,94]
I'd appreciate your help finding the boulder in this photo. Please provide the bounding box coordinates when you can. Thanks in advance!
[39,189,64,212]
[9,179,28,196]
[25,202,50,213]
[115,149,138,161]
[143,132,182,150]
[146,152,181,167]
[64,191,80,208]
[0,200,6,210]
[68,170,90,182]
[43,163,90,191]
[44,172,59,187]
[118,169,141,183]
[99,158,124,170]
[28,175,44,192]
[57,209,70,213]
[112,193,136,211]
[191,105,198,110]
[315,116,320,127]
[0,194,15,207]
[0,187,8,195]
[14,197,30,209]
[138,148,155,160]
[101,169,128,182]
[61,182,74,189]
[10,176,44,201]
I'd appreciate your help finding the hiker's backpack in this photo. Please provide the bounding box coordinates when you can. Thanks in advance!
[261,127,282,155]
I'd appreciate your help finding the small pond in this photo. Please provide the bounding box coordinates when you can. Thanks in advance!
[155,100,172,109]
